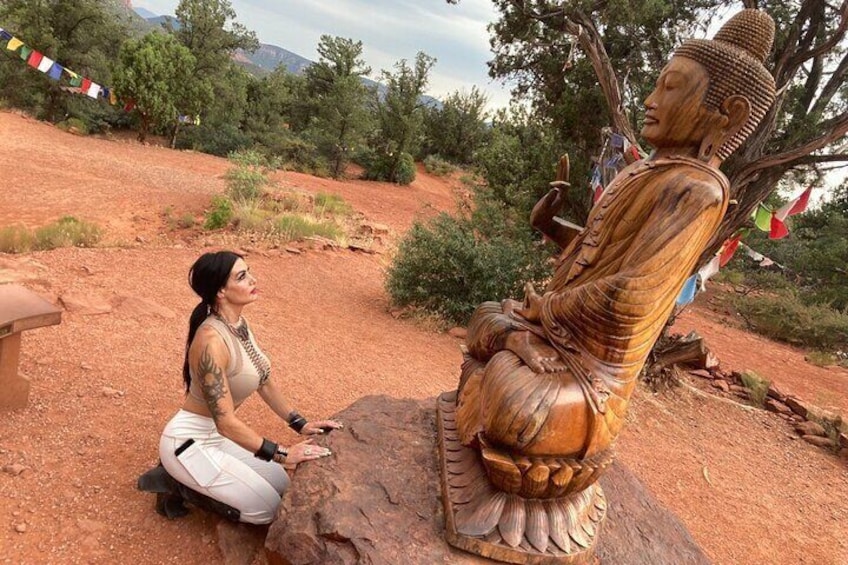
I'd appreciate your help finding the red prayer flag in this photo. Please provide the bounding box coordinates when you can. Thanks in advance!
[719,235,742,267]
[81,77,92,92]
[769,215,789,240]
[123,99,136,112]
[776,185,813,220]
[593,184,604,203]
[27,51,43,68]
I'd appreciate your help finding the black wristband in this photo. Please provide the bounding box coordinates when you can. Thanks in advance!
[255,438,277,461]
[288,412,308,434]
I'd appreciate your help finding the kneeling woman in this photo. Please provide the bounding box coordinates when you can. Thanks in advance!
[157,250,341,525]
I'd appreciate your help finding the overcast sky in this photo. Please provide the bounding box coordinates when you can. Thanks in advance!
[134,0,513,110]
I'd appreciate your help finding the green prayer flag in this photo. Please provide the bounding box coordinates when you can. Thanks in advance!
[753,204,772,232]
[69,74,82,87]
[19,45,31,61]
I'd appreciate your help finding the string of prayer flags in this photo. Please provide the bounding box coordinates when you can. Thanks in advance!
[0,25,119,108]
[750,186,814,240]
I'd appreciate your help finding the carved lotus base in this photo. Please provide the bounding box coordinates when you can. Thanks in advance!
[437,391,607,564]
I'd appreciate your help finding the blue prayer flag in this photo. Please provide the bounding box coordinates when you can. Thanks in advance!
[676,274,698,306]
[47,62,63,81]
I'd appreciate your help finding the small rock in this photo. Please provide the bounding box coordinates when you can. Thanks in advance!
[448,327,467,339]
[101,387,124,399]
[687,369,713,379]
[764,399,793,415]
[14,523,26,533]
[795,421,827,437]
[135,235,146,243]
[729,371,744,384]
[284,247,302,255]
[839,448,848,460]
[766,384,787,402]
[80,363,93,371]
[712,379,730,393]
[784,397,809,419]
[729,384,747,394]
[348,243,375,254]
[2,464,27,476]
[839,433,848,449]
[801,435,835,449]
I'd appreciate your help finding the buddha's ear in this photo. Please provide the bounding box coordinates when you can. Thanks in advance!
[721,95,751,140]
[698,95,751,162]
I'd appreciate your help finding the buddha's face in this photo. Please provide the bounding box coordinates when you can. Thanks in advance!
[641,56,719,152]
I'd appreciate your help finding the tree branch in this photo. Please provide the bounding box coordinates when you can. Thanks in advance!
[733,111,848,186]
[783,0,848,81]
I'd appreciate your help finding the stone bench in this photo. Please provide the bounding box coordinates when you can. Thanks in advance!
[0,284,62,411]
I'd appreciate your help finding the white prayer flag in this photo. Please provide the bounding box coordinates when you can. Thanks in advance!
[37,55,54,73]
[86,82,101,99]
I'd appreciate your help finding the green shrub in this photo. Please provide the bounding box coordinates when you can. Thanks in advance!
[33,217,101,250]
[314,193,352,217]
[386,212,550,325]
[176,123,252,157]
[739,371,770,407]
[423,154,456,176]
[204,196,234,230]
[362,151,416,185]
[733,290,848,350]
[231,200,269,232]
[272,214,342,242]
[177,213,196,229]
[0,225,34,253]
[56,117,89,135]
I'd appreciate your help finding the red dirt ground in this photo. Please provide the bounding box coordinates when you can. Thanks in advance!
[1,111,846,564]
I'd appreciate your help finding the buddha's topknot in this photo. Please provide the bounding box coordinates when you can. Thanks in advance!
[674,9,777,160]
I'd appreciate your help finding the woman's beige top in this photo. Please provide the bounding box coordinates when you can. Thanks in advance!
[188,316,271,408]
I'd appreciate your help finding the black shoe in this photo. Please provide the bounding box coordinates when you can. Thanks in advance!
[137,463,240,522]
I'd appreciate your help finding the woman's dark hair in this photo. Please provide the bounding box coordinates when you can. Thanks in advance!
[183,251,243,392]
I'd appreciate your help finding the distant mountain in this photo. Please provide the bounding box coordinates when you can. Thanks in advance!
[235,43,313,75]
[133,8,441,107]
[133,7,158,19]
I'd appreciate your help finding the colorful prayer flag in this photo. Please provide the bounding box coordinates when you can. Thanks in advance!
[81,77,91,92]
[37,55,53,73]
[19,45,32,60]
[775,185,813,221]
[109,90,118,105]
[67,71,82,88]
[6,37,23,51]
[27,51,43,68]
[698,255,721,287]
[47,63,63,81]
[719,235,742,267]
[769,215,789,239]
[753,203,772,232]
[86,82,101,99]
[676,274,699,306]
[0,30,12,42]
[611,133,625,149]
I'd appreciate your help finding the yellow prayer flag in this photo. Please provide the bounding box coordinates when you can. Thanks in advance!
[6,37,23,51]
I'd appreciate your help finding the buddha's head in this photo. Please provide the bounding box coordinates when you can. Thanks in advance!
[641,9,777,163]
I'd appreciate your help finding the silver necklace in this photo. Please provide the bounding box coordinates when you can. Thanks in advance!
[214,314,271,386]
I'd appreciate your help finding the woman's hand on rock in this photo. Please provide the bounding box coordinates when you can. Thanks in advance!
[301,419,344,435]
[285,439,331,465]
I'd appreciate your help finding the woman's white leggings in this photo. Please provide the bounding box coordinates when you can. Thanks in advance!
[159,410,290,525]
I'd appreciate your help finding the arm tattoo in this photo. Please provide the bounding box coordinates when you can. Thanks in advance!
[198,346,228,420]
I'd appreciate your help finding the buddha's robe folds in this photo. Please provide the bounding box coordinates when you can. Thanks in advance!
[460,156,729,461]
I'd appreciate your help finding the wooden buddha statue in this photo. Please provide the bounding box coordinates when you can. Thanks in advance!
[438,9,777,563]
